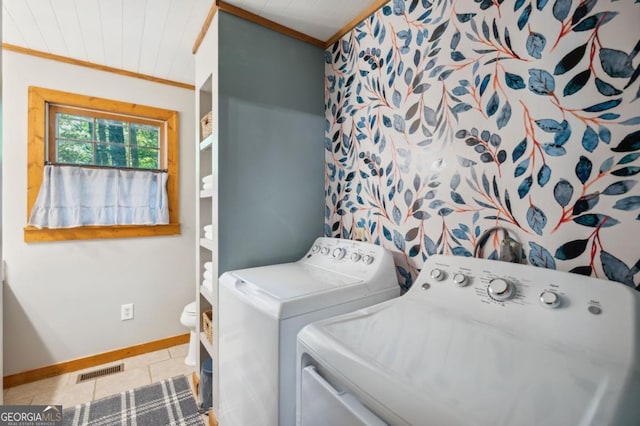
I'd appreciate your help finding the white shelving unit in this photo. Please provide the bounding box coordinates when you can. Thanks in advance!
[199,238,215,252]
[194,12,219,416]
[200,285,215,305]
[199,131,217,151]
[191,11,324,419]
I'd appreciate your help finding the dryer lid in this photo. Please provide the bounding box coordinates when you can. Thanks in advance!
[299,298,640,426]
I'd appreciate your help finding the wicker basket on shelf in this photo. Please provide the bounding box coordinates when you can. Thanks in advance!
[202,310,213,344]
[200,111,213,140]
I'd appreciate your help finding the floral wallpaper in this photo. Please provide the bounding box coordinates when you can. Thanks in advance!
[324,0,640,291]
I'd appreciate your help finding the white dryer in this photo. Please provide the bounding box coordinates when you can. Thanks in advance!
[297,254,640,425]
[218,237,399,426]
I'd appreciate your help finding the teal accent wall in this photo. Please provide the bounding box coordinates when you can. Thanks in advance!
[218,12,325,273]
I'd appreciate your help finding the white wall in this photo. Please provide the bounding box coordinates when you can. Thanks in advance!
[2,51,196,375]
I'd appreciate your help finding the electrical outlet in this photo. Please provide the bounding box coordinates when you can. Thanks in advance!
[354,227,365,241]
[500,239,523,263]
[121,303,134,321]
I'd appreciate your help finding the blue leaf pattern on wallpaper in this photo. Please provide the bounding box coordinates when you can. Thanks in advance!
[324,0,640,291]
[528,69,555,95]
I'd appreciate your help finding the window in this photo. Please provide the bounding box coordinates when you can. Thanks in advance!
[50,106,163,170]
[25,86,180,242]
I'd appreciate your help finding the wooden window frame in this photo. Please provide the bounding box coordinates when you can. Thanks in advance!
[25,86,181,242]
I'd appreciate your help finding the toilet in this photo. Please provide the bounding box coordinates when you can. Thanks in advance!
[180,301,197,366]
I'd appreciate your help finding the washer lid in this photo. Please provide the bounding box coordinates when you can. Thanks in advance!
[220,263,373,319]
[299,298,640,426]
[232,263,362,299]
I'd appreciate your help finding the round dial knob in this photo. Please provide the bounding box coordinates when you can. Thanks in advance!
[453,273,468,287]
[540,291,560,308]
[320,247,330,255]
[311,245,320,253]
[332,248,346,260]
[362,255,374,265]
[350,253,362,262]
[430,268,444,281]
[488,278,515,301]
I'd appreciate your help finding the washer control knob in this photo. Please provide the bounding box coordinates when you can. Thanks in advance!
[321,247,330,255]
[453,273,468,287]
[311,245,321,253]
[350,253,362,262]
[540,291,560,308]
[488,278,515,301]
[332,248,346,260]
[588,305,602,315]
[430,269,444,281]
[362,255,374,265]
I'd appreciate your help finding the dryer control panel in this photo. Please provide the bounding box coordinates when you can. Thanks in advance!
[412,254,640,361]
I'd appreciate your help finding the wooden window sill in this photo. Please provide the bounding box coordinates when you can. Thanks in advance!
[24,223,181,242]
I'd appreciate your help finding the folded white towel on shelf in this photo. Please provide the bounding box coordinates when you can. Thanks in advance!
[202,175,213,185]
[203,279,213,291]
[202,183,212,191]
[203,270,213,280]
[203,225,213,240]
[204,261,212,270]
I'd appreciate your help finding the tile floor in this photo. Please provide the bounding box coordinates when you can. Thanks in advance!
[3,343,197,408]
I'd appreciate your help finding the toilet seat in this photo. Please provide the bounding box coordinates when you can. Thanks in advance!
[180,302,198,328]
[184,301,197,316]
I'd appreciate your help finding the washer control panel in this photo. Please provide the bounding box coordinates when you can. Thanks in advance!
[302,237,398,285]
[308,239,380,267]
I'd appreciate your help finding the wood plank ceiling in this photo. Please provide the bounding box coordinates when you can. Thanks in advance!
[2,0,383,87]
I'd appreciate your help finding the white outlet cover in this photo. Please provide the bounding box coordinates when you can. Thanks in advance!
[121,304,134,321]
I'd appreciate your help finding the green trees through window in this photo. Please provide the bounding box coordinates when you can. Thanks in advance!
[53,108,161,170]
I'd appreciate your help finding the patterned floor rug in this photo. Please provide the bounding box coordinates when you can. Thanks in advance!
[62,375,204,426]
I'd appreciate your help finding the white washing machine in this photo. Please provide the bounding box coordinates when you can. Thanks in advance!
[297,254,640,426]
[218,237,400,426]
